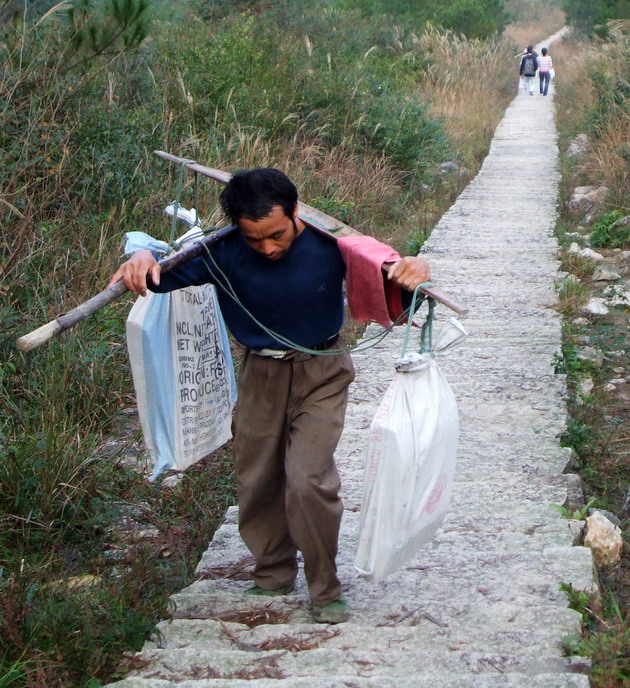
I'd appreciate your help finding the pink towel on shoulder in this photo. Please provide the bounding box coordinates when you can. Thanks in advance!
[338,235,406,327]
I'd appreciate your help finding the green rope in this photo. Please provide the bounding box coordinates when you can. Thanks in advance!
[197,240,431,356]
[419,297,436,354]
[400,286,435,357]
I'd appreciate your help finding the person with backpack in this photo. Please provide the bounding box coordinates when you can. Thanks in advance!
[519,45,538,96]
[538,47,553,96]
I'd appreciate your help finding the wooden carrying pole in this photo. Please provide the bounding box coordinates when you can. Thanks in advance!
[15,225,238,352]
[16,151,467,351]
[154,151,468,316]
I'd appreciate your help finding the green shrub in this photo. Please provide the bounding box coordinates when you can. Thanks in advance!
[432,0,508,38]
[590,209,629,248]
[353,92,449,177]
[404,226,430,255]
[563,0,630,36]
[587,67,630,136]
[561,415,594,453]
[339,0,507,37]
[557,275,590,315]
[310,197,358,225]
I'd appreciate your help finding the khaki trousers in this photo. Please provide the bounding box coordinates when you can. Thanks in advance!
[233,350,355,605]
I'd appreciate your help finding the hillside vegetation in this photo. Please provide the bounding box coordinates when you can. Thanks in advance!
[1,0,566,684]
[551,25,630,688]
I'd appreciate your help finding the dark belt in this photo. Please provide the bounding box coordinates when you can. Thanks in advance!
[311,334,340,351]
[250,334,340,361]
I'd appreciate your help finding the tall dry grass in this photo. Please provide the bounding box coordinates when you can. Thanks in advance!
[553,31,630,210]
[414,26,516,167]
[589,114,630,210]
[140,121,407,248]
[503,7,567,51]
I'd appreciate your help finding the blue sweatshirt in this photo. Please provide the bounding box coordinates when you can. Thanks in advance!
[150,227,345,350]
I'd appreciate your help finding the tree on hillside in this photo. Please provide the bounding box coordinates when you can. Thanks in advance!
[604,0,630,20]
[339,0,508,37]
[432,0,507,38]
[563,0,630,34]
[563,0,607,33]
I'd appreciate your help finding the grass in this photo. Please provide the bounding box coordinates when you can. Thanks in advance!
[502,5,567,49]
[557,276,590,316]
[409,25,516,170]
[590,210,630,249]
[552,496,598,520]
[0,436,237,685]
[560,251,596,281]
[562,585,630,687]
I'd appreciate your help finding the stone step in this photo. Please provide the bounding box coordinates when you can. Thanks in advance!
[341,417,568,446]
[146,618,578,657]
[340,450,572,484]
[193,511,594,606]
[191,547,593,608]
[121,647,587,683]
[196,514,583,570]
[109,673,590,688]
[340,452,575,484]
[348,358,562,383]
[204,476,582,531]
[166,588,583,635]
[201,503,578,549]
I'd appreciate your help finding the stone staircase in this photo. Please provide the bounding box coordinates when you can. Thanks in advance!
[106,28,597,688]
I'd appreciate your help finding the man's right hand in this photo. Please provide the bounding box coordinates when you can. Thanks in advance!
[108,249,161,296]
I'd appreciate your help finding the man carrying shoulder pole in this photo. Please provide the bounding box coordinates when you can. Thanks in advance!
[109,168,431,623]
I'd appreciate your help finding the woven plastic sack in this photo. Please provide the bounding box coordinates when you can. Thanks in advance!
[125,228,236,480]
[355,318,465,582]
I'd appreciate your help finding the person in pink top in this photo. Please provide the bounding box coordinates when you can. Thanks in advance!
[538,47,553,96]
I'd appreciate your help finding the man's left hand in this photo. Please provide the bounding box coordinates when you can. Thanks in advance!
[385,256,431,291]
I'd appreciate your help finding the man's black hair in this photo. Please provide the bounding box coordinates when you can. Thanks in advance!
[220,168,298,223]
[526,45,533,52]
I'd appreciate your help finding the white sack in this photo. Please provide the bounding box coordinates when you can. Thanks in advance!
[126,284,236,480]
[355,351,459,583]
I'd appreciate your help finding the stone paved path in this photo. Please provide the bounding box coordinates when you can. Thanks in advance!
[108,29,598,688]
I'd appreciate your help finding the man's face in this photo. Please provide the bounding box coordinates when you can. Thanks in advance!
[238,205,301,261]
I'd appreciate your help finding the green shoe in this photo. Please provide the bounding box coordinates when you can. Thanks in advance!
[244,584,294,597]
[312,593,349,624]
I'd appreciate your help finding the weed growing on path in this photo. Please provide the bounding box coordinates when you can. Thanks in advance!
[557,276,590,315]
[552,496,598,520]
